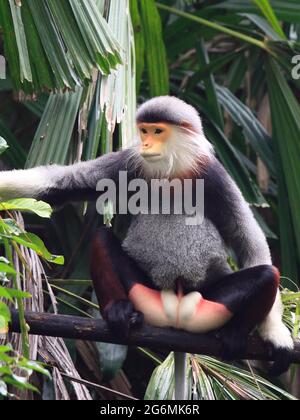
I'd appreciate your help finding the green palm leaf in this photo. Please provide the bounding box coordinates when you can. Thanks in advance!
[0,0,123,93]
[266,58,300,264]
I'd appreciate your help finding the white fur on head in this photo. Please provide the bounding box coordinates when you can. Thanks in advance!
[128,125,214,179]
[136,96,205,136]
[131,96,214,178]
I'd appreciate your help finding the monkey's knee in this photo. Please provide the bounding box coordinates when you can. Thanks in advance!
[237,265,280,330]
[257,265,280,295]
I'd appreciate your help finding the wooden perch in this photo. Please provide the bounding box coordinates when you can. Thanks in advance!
[10,310,300,363]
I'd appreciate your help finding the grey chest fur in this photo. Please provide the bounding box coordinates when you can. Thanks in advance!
[122,214,231,290]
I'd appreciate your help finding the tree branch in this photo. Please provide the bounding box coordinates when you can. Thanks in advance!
[10,310,300,363]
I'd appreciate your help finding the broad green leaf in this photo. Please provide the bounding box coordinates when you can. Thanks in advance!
[0,352,14,364]
[0,316,8,334]
[0,219,22,236]
[0,287,14,303]
[0,263,16,275]
[0,302,10,321]
[0,287,31,301]
[0,199,52,218]
[0,302,10,334]
[10,233,64,265]
[140,0,169,96]
[0,345,12,353]
[0,366,12,376]
[18,360,51,379]
[3,376,39,393]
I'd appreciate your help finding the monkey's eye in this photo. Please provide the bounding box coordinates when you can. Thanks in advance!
[140,128,147,134]
[155,128,163,135]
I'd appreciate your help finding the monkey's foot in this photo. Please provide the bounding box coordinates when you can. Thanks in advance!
[104,299,144,338]
[267,345,294,376]
[128,284,232,333]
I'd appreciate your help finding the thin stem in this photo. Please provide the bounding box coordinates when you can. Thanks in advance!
[50,284,99,310]
[137,347,162,365]
[156,3,268,51]
[44,290,93,319]
[57,369,138,400]
[46,279,92,287]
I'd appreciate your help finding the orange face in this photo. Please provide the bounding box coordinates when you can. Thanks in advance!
[137,122,172,160]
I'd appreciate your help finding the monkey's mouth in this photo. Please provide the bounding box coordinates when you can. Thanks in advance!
[141,153,162,161]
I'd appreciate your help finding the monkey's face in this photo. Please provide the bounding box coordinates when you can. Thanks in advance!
[138,122,172,162]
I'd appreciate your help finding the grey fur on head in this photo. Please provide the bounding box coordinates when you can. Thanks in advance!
[136,96,204,134]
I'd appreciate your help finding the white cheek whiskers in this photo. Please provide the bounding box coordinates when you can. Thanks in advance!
[162,127,214,177]
[125,127,214,179]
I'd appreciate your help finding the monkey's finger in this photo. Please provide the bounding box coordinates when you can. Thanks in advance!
[105,299,134,338]
[129,311,144,328]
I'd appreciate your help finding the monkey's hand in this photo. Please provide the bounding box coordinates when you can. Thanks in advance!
[104,299,144,338]
[259,320,294,376]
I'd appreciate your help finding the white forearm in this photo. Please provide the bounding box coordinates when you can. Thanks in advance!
[0,150,128,205]
[0,167,54,200]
